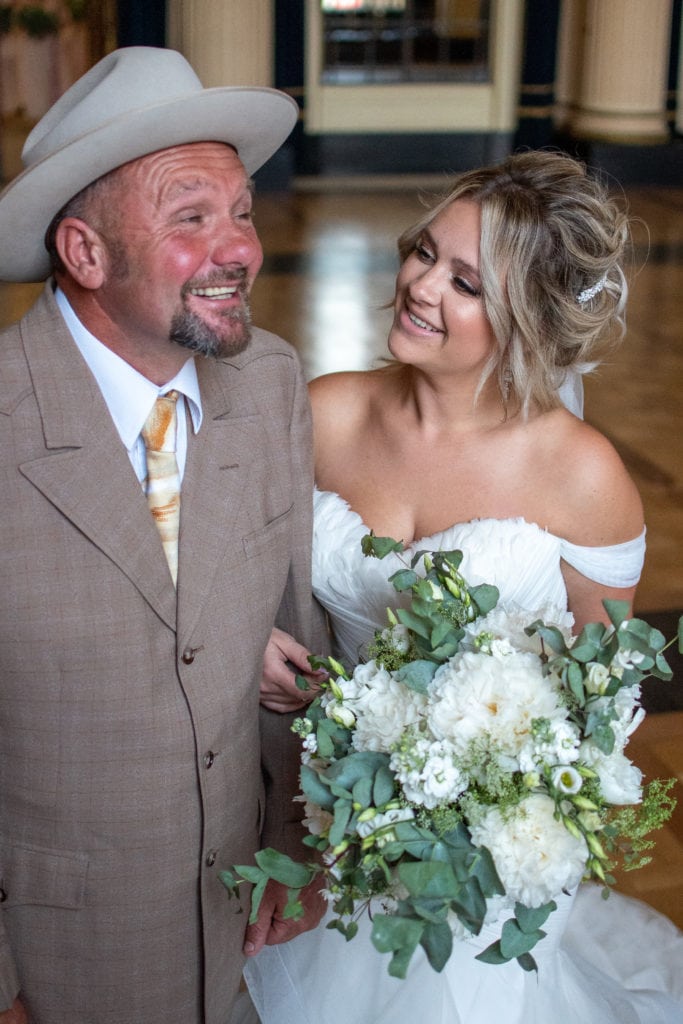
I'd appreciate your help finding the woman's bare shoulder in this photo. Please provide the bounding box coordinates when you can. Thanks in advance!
[309,367,394,421]
[532,408,644,545]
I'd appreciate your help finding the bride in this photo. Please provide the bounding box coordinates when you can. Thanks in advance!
[249,151,683,1022]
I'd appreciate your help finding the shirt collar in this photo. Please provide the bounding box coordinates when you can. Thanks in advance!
[55,286,203,449]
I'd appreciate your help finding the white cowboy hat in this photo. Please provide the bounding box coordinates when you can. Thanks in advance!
[0,46,299,282]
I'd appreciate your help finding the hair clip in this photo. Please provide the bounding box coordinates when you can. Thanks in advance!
[577,274,607,304]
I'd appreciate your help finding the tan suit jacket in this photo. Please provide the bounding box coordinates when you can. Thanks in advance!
[0,286,324,1023]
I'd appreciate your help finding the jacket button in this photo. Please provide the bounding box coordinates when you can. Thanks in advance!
[205,850,217,867]
[182,647,195,664]
[204,751,215,769]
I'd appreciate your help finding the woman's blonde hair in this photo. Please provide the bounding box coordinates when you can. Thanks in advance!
[397,150,631,412]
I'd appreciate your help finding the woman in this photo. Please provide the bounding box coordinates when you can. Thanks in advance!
[252,152,683,1022]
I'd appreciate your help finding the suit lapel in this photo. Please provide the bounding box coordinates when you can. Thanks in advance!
[18,288,178,629]
[176,356,262,649]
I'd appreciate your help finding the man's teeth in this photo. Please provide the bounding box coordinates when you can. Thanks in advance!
[190,286,238,298]
[409,311,438,332]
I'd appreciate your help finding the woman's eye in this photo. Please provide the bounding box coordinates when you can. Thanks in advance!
[453,276,481,297]
[415,242,434,263]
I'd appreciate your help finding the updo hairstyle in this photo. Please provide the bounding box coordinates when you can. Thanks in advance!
[397,150,631,413]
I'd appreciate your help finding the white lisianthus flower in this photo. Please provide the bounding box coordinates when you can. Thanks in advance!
[612,648,647,671]
[355,806,415,839]
[349,663,428,754]
[391,737,467,809]
[428,648,566,765]
[551,765,583,795]
[585,662,611,696]
[469,793,587,906]
[325,701,356,729]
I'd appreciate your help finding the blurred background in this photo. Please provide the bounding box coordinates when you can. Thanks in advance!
[0,0,682,924]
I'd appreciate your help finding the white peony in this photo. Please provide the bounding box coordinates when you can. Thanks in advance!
[464,602,573,656]
[469,793,587,906]
[427,648,566,765]
[348,662,428,754]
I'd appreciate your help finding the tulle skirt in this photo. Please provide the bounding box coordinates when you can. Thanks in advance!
[244,885,683,1024]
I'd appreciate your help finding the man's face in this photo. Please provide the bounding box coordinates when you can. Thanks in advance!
[94,142,263,361]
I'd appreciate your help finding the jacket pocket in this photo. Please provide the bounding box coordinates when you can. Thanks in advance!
[242,504,293,560]
[0,843,88,909]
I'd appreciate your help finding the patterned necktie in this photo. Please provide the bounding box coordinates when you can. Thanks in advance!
[141,390,181,586]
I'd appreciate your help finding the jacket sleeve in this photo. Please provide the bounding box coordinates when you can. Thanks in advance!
[260,350,329,859]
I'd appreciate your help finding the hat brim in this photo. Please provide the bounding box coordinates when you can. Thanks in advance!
[0,86,298,281]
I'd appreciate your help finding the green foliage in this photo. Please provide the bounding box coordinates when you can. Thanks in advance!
[16,5,59,37]
[223,538,681,980]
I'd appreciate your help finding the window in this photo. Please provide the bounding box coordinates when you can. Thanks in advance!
[320,0,491,84]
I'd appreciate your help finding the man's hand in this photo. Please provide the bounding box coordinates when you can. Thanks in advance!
[242,877,326,956]
[260,628,326,713]
[0,998,28,1023]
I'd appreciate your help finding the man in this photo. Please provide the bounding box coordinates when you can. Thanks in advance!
[0,46,325,1024]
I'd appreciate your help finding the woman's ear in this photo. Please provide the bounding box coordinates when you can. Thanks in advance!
[54,217,107,289]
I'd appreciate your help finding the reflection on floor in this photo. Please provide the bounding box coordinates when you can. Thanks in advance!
[0,177,681,928]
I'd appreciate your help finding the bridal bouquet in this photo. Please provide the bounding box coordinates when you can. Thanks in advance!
[221,537,680,977]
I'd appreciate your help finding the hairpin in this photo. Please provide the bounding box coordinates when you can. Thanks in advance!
[577,274,607,304]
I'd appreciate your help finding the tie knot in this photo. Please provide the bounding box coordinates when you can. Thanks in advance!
[141,391,179,453]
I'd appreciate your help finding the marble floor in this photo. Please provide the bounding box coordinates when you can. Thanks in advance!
[0,173,681,928]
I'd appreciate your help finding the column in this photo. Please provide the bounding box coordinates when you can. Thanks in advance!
[166,0,273,87]
[559,0,673,142]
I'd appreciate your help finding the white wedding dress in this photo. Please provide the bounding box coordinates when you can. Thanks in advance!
[244,489,683,1024]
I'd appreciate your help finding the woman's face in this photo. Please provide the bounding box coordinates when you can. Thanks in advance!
[388,198,497,377]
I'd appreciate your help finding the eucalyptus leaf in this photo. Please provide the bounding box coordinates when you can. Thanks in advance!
[373,764,396,806]
[514,900,556,933]
[316,723,335,759]
[300,763,335,810]
[326,750,391,790]
[395,659,438,693]
[398,861,459,900]
[499,918,544,959]
[329,799,352,847]
[469,583,499,615]
[390,569,420,591]
[420,919,453,972]
[254,849,314,888]
[361,533,405,559]
[475,941,509,965]
[352,775,374,808]
[371,914,424,979]
[603,599,630,628]
[396,608,432,640]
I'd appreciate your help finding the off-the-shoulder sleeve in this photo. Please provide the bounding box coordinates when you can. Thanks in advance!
[559,527,646,587]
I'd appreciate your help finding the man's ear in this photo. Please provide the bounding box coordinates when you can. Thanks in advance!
[54,217,107,289]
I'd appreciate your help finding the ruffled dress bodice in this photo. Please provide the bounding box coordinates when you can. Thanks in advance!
[312,487,644,666]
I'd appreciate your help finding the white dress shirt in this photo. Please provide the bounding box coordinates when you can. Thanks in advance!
[55,287,202,484]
